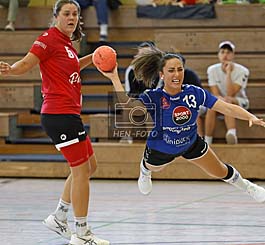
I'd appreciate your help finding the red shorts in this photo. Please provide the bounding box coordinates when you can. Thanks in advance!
[61,136,94,167]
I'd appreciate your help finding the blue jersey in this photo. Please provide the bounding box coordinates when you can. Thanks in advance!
[139,85,217,154]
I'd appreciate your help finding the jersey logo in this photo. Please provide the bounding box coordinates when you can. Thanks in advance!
[161,96,170,109]
[33,41,47,50]
[172,106,192,125]
[60,134,67,141]
[78,131,86,136]
[69,72,81,84]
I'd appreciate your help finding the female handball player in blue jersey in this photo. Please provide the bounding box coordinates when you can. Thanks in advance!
[98,46,265,203]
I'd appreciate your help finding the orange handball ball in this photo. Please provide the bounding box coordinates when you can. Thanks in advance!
[92,45,117,72]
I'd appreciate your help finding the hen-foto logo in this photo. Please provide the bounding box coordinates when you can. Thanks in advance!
[161,96,170,109]
[172,106,191,125]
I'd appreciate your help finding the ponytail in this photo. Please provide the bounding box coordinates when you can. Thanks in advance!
[132,48,184,87]
[132,47,164,88]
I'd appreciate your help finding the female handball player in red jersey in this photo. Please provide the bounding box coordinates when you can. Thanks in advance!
[0,0,109,244]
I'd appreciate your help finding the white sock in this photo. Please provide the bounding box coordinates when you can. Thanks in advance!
[75,216,88,237]
[140,159,151,175]
[226,128,236,136]
[54,198,70,221]
[223,165,248,191]
[100,24,108,36]
[204,136,213,145]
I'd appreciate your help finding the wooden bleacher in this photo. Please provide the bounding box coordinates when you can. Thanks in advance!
[0,4,264,30]
[0,4,265,179]
[0,143,264,179]
[0,83,42,110]
[155,28,265,54]
[0,112,21,139]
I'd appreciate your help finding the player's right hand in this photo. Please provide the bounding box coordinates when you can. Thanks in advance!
[0,61,11,76]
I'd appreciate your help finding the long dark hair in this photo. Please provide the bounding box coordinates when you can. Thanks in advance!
[131,47,184,87]
[52,0,83,42]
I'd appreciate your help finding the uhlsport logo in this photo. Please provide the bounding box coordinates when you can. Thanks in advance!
[172,106,192,125]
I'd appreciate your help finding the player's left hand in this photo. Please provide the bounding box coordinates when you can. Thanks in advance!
[249,117,265,127]
[97,63,119,79]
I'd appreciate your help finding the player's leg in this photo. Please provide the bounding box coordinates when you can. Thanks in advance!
[61,140,109,245]
[44,142,98,240]
[43,173,72,238]
[41,114,108,243]
[138,146,175,195]
[184,137,265,203]
[43,137,98,240]
[56,137,97,205]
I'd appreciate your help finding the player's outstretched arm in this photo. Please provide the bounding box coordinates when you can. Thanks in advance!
[212,99,265,127]
[0,52,39,76]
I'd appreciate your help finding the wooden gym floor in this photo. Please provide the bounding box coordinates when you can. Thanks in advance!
[0,178,265,245]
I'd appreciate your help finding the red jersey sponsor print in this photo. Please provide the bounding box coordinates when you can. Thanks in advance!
[30,27,82,114]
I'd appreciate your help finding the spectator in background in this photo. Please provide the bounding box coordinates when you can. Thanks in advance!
[76,0,109,41]
[204,41,249,145]
[0,0,30,31]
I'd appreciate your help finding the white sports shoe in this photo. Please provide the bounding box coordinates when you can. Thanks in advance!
[43,214,72,240]
[225,132,238,144]
[138,170,152,195]
[244,180,265,203]
[69,230,110,245]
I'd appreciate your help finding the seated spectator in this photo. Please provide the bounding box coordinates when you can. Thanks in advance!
[204,41,249,145]
[76,0,109,41]
[0,0,29,31]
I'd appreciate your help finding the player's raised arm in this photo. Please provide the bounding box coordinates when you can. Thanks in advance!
[94,46,147,114]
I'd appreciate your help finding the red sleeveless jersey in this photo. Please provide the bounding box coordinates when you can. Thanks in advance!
[30,27,82,114]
